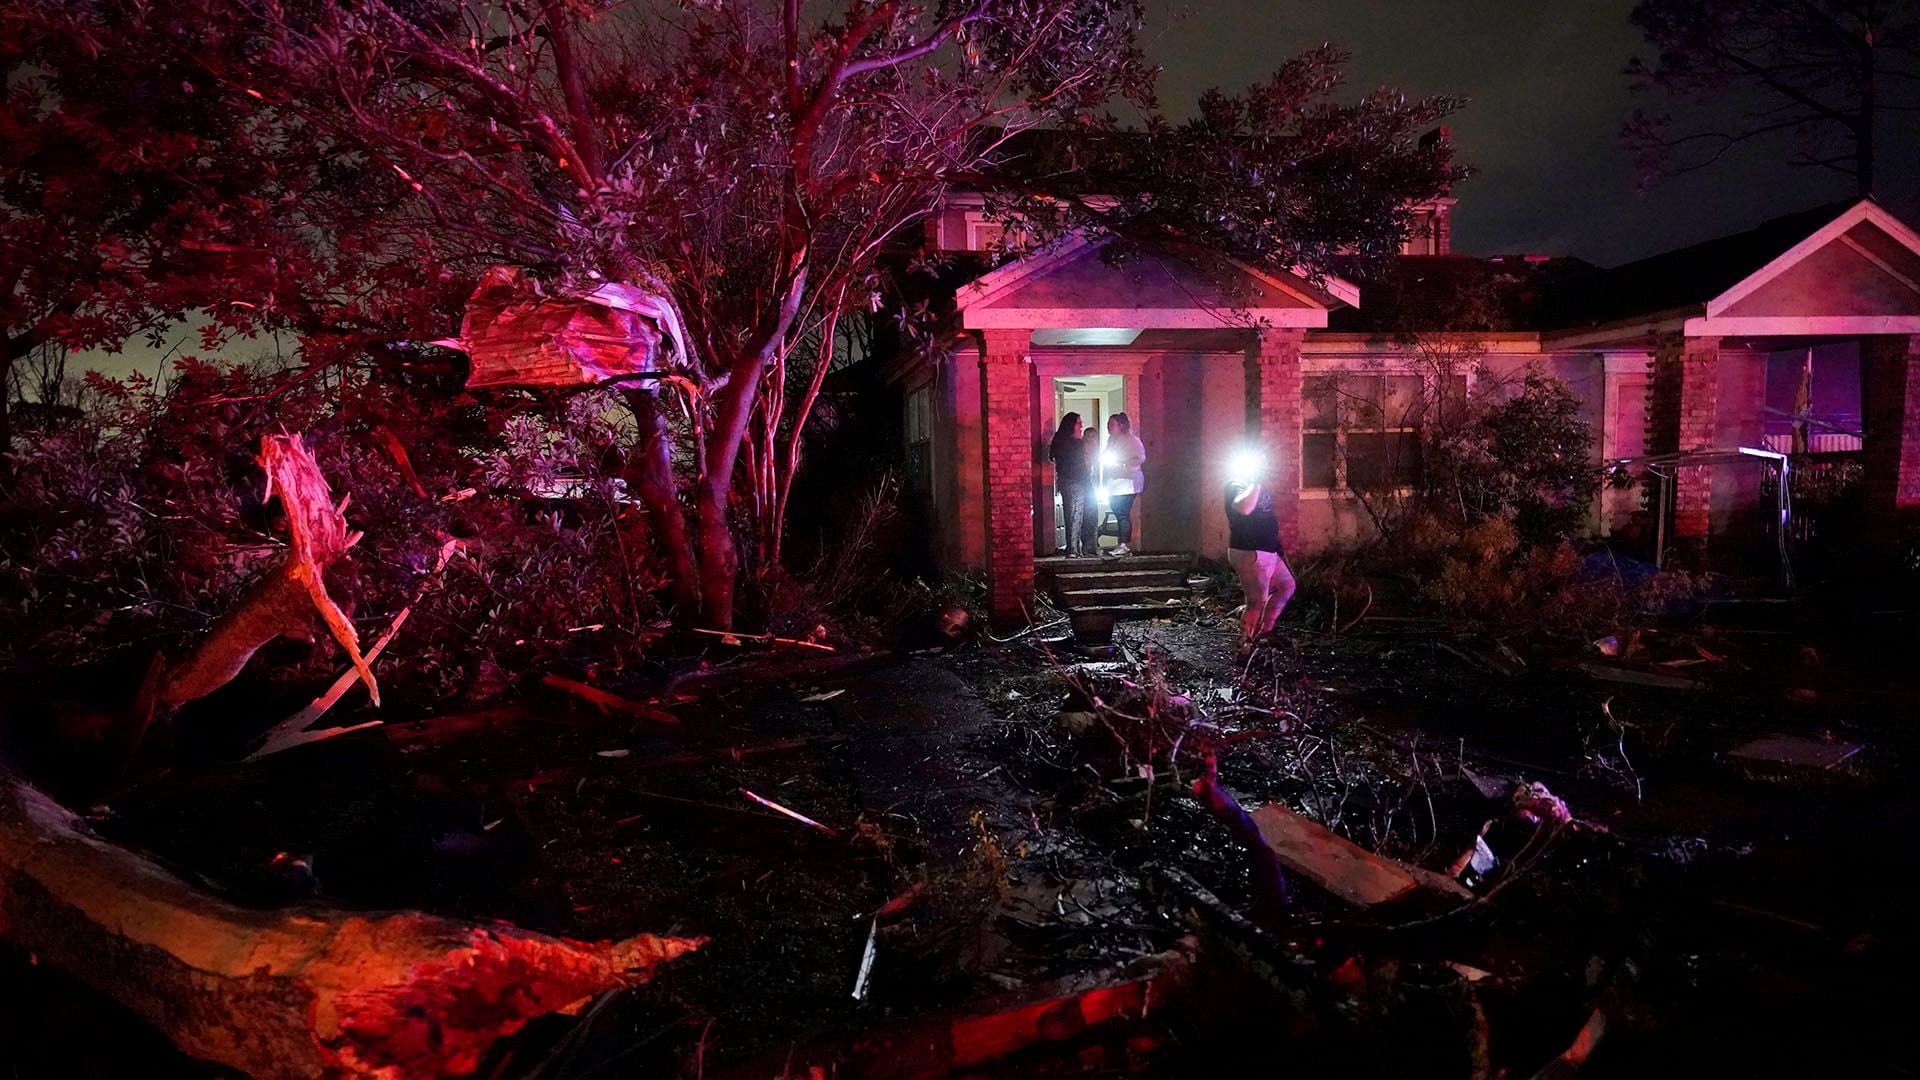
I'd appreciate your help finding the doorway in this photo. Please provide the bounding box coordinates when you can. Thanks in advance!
[1051,374,1126,554]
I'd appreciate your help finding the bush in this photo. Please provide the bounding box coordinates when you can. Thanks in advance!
[1426,372,1600,545]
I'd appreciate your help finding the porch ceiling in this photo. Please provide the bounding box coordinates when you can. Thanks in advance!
[958,234,1352,331]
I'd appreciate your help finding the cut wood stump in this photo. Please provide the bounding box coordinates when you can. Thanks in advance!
[0,771,702,1079]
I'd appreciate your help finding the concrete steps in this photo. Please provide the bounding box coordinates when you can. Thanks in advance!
[1036,552,1196,647]
[1058,585,1189,605]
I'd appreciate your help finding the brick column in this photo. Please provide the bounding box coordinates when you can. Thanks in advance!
[1862,334,1920,540]
[1647,335,1720,539]
[980,329,1035,628]
[1245,327,1305,550]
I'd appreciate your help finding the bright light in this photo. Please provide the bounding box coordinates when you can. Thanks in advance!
[1101,450,1119,470]
[1227,448,1266,485]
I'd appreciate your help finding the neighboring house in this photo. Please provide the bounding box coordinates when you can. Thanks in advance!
[885,191,1920,626]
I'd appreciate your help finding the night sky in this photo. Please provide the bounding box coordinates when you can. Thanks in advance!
[1143,0,1919,265]
[70,1,1920,382]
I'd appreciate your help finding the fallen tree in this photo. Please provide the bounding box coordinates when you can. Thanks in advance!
[0,770,702,1079]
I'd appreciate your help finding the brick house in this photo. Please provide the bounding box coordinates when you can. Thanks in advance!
[886,194,1920,626]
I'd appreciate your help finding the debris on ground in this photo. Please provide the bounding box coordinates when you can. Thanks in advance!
[1726,734,1864,771]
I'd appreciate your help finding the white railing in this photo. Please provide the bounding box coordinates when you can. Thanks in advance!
[1761,432,1863,454]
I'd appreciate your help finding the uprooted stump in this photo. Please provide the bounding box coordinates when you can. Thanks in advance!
[0,771,703,1079]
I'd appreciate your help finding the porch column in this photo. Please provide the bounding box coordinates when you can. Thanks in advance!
[948,346,987,570]
[1862,334,1920,540]
[1245,327,1305,550]
[1033,369,1056,555]
[980,329,1036,628]
[1647,335,1721,540]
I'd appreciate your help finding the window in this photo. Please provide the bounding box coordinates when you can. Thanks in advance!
[1302,373,1462,493]
[904,384,933,493]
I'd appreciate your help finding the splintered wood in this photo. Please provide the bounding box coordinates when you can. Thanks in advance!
[158,434,377,708]
[0,771,702,1080]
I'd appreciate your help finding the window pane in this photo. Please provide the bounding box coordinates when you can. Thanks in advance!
[1303,376,1337,431]
[1302,432,1337,489]
[1345,375,1383,429]
[1389,431,1421,487]
[1347,431,1421,491]
[1440,374,1469,426]
[1384,375,1424,428]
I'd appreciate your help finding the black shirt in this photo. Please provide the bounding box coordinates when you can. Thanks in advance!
[1051,433,1091,485]
[1225,483,1283,553]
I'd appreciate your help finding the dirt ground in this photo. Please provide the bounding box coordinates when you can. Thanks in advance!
[2,585,1916,1078]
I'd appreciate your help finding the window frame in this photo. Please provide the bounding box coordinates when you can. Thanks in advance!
[1300,369,1465,499]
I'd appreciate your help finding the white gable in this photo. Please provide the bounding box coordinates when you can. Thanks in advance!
[1689,200,1920,337]
[958,234,1354,331]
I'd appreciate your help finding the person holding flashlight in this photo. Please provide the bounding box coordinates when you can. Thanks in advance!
[1103,413,1145,556]
[1225,454,1296,645]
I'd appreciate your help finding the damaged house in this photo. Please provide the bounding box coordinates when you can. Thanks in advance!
[886,182,1920,626]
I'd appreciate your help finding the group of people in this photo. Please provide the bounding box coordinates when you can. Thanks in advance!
[1049,412,1145,559]
[1048,411,1294,648]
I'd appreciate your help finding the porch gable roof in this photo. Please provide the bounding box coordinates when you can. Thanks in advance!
[957,233,1356,331]
[1543,198,1920,345]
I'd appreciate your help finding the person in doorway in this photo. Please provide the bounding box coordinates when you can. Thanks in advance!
[1225,475,1296,645]
[1050,413,1092,557]
[1103,413,1145,557]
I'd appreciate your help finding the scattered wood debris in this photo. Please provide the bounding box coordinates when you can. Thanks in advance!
[1726,734,1863,771]
[542,673,682,724]
[1571,660,1703,691]
[739,788,839,836]
[1246,801,1475,909]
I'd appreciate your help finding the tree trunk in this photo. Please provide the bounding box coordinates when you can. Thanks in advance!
[693,349,774,630]
[0,770,701,1079]
[621,388,701,620]
[0,345,13,468]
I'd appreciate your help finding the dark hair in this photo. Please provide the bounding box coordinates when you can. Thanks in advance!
[1054,412,1082,438]
[1110,412,1131,433]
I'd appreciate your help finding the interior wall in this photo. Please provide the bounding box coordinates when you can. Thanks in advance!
[1049,376,1125,552]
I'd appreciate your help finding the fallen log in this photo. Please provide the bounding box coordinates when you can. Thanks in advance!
[0,771,702,1079]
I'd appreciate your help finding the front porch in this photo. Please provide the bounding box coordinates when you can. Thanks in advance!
[1563,200,1920,562]
[957,236,1355,627]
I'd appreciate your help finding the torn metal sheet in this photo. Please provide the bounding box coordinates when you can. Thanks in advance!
[451,266,676,389]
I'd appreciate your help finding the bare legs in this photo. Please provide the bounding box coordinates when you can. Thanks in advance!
[1228,548,1296,642]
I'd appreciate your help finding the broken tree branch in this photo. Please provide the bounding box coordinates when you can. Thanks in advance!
[0,769,701,1080]
[159,435,376,709]
[542,674,683,724]
[246,538,464,761]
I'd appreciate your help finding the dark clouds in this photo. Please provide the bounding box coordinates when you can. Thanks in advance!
[1141,1,1916,265]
